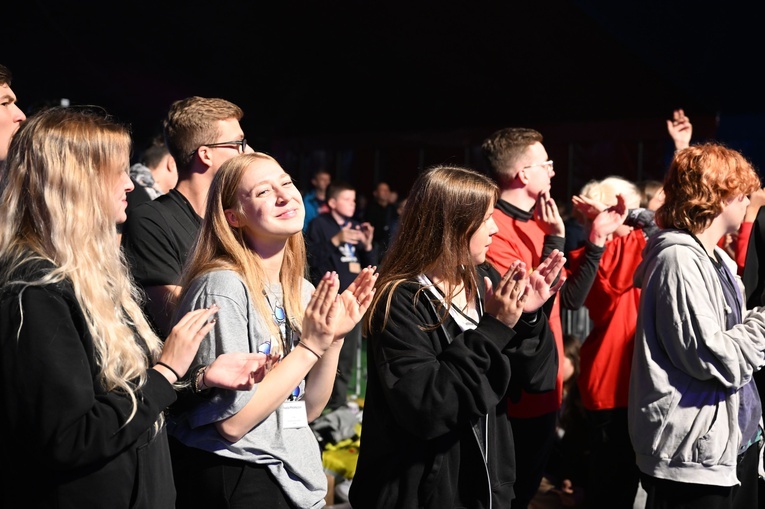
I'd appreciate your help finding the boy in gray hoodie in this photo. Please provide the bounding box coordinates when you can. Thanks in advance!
[630,142,765,509]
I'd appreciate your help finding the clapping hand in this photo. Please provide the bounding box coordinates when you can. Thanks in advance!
[484,260,530,328]
[523,249,566,313]
[588,194,628,245]
[335,266,377,339]
[205,352,272,390]
[300,272,344,355]
[535,190,565,237]
[156,305,220,382]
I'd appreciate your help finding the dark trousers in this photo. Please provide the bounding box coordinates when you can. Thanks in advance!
[641,440,760,509]
[327,321,360,410]
[510,411,558,509]
[169,437,297,509]
[585,407,639,508]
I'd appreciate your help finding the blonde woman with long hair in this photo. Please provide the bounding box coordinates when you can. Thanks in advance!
[0,107,267,509]
[167,152,376,508]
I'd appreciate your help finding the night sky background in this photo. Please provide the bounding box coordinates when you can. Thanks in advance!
[5,0,765,198]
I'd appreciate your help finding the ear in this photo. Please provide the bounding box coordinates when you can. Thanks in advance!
[165,154,177,173]
[224,209,240,227]
[197,146,214,169]
[516,168,530,185]
[327,197,336,210]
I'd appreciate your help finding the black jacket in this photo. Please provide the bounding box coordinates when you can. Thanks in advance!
[305,212,379,291]
[349,264,557,509]
[0,258,178,508]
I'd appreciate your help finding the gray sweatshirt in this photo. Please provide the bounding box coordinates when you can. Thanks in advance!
[168,270,327,508]
[629,229,765,486]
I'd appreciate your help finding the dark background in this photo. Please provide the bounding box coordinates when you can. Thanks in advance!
[4,0,765,202]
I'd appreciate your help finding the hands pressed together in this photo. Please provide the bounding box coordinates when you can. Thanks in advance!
[484,250,566,328]
[334,222,375,251]
[535,190,565,237]
[299,266,377,359]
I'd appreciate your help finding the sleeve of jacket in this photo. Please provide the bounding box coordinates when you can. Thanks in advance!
[305,215,339,286]
[559,240,604,310]
[4,285,176,471]
[743,207,765,307]
[481,263,557,398]
[368,282,516,440]
[650,246,765,388]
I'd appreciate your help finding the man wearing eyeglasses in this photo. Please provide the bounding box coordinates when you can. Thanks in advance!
[0,64,26,172]
[122,96,252,337]
[480,128,627,509]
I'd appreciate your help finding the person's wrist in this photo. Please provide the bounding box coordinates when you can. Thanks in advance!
[193,365,210,392]
[154,361,181,383]
[298,340,323,360]
[589,231,607,246]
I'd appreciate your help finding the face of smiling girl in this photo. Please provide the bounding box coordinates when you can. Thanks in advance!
[227,158,304,248]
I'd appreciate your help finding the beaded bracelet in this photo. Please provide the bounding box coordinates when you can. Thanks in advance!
[155,361,181,381]
[194,365,209,393]
[298,340,322,360]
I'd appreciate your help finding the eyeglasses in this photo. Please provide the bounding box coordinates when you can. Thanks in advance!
[189,138,247,157]
[522,160,554,173]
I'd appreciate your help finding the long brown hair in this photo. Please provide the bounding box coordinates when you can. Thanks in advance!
[364,165,499,335]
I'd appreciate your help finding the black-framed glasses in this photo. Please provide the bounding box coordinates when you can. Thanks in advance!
[189,138,247,157]
[522,160,554,173]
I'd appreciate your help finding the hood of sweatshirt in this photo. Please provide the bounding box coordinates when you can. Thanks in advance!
[633,228,708,289]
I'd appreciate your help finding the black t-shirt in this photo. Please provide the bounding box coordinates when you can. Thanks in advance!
[121,189,202,289]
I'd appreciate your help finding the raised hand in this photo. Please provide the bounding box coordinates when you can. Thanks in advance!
[204,352,272,390]
[667,108,692,150]
[484,260,530,328]
[571,194,605,221]
[589,194,629,245]
[535,190,565,237]
[301,272,344,355]
[745,187,765,222]
[524,250,566,313]
[156,305,219,381]
[335,266,377,339]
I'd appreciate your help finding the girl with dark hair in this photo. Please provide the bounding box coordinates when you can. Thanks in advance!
[350,164,565,508]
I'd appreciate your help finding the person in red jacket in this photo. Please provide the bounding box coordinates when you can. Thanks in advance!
[481,129,628,508]
[569,176,659,508]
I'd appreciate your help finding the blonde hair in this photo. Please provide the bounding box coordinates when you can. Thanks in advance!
[179,153,307,356]
[581,176,642,209]
[0,106,163,424]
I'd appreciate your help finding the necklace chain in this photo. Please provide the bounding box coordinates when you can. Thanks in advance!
[263,286,292,355]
